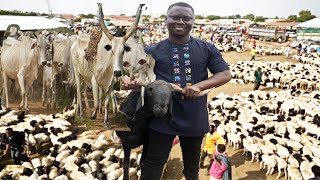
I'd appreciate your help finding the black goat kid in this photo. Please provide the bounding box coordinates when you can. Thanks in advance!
[116,80,175,180]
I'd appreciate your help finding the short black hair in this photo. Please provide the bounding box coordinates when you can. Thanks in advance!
[217,144,226,153]
[167,2,194,15]
[312,165,320,176]
[6,128,13,132]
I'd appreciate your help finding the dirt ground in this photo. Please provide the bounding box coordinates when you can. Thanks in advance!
[5,40,296,180]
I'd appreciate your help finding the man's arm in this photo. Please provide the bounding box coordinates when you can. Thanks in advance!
[182,70,231,99]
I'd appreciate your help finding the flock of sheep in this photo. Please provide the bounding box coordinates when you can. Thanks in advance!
[0,108,142,180]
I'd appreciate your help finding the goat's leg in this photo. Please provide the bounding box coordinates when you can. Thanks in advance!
[122,144,131,180]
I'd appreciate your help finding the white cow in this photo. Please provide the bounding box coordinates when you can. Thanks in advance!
[71,3,145,127]
[1,35,44,110]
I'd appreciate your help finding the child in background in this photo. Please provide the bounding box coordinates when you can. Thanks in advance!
[209,144,231,180]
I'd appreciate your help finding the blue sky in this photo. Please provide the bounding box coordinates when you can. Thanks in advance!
[1,0,319,18]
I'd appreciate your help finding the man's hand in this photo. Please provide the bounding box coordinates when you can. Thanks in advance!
[120,75,140,90]
[181,85,201,99]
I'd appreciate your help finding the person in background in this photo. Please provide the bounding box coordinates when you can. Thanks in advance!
[3,128,26,165]
[317,46,320,56]
[250,46,257,61]
[253,67,263,90]
[200,124,222,171]
[210,144,232,180]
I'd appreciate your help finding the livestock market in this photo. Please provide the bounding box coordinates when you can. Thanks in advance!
[0,0,320,179]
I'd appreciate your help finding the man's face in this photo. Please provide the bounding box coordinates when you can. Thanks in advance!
[166,6,194,38]
[6,130,12,137]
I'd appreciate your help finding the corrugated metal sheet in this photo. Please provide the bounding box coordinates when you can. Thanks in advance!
[295,18,320,28]
[0,15,69,31]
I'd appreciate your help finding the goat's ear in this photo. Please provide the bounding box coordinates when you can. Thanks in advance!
[104,45,112,51]
[124,46,131,52]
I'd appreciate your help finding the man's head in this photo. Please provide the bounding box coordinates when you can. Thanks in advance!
[6,128,13,137]
[217,144,226,153]
[166,2,194,38]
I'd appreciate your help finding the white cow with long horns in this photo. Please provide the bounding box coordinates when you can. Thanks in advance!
[71,3,145,127]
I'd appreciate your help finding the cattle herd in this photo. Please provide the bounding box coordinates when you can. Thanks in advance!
[0,3,320,180]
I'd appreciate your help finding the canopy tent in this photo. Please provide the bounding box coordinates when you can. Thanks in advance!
[0,15,69,31]
[295,18,320,28]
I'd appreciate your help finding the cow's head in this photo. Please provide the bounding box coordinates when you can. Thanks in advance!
[122,30,148,80]
[38,30,54,66]
[98,3,145,78]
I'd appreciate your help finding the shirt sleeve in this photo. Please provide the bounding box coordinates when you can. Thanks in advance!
[144,44,156,55]
[207,44,230,74]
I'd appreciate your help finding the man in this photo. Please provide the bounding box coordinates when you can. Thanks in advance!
[3,128,25,165]
[254,67,263,90]
[199,124,223,171]
[121,2,231,180]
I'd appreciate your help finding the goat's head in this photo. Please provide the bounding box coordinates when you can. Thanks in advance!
[144,80,174,118]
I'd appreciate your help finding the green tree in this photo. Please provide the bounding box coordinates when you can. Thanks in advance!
[120,14,126,16]
[297,10,316,22]
[195,15,204,19]
[287,15,298,21]
[255,16,266,22]
[206,15,221,20]
[243,14,255,21]
[235,14,241,19]
[159,14,166,18]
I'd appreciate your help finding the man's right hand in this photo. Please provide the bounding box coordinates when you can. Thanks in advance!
[120,75,140,90]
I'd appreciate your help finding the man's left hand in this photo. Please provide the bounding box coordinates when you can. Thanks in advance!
[181,85,201,99]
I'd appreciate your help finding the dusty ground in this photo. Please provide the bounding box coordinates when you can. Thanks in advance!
[5,40,296,180]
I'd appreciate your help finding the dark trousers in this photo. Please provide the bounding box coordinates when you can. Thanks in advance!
[200,151,213,170]
[254,82,261,90]
[140,129,203,180]
[11,148,22,165]
[250,55,255,61]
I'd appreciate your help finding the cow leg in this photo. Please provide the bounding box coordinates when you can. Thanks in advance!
[82,84,90,109]
[17,70,26,110]
[74,67,83,118]
[52,79,56,109]
[99,87,103,113]
[111,91,118,115]
[90,77,99,119]
[122,144,131,180]
[42,82,46,107]
[104,81,115,128]
[2,73,10,109]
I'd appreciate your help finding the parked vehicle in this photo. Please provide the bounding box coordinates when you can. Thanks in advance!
[248,27,286,42]
[285,31,296,38]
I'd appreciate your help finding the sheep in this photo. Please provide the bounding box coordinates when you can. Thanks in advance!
[260,154,277,175]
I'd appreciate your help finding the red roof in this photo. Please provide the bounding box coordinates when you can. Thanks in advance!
[265,22,300,27]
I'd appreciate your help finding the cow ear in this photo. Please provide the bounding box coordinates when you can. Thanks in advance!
[104,45,112,51]
[124,46,131,52]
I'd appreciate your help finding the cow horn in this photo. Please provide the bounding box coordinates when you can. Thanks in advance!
[169,83,214,97]
[123,4,145,41]
[97,3,113,41]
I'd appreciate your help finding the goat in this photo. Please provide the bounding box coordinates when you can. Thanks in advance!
[115,80,211,180]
